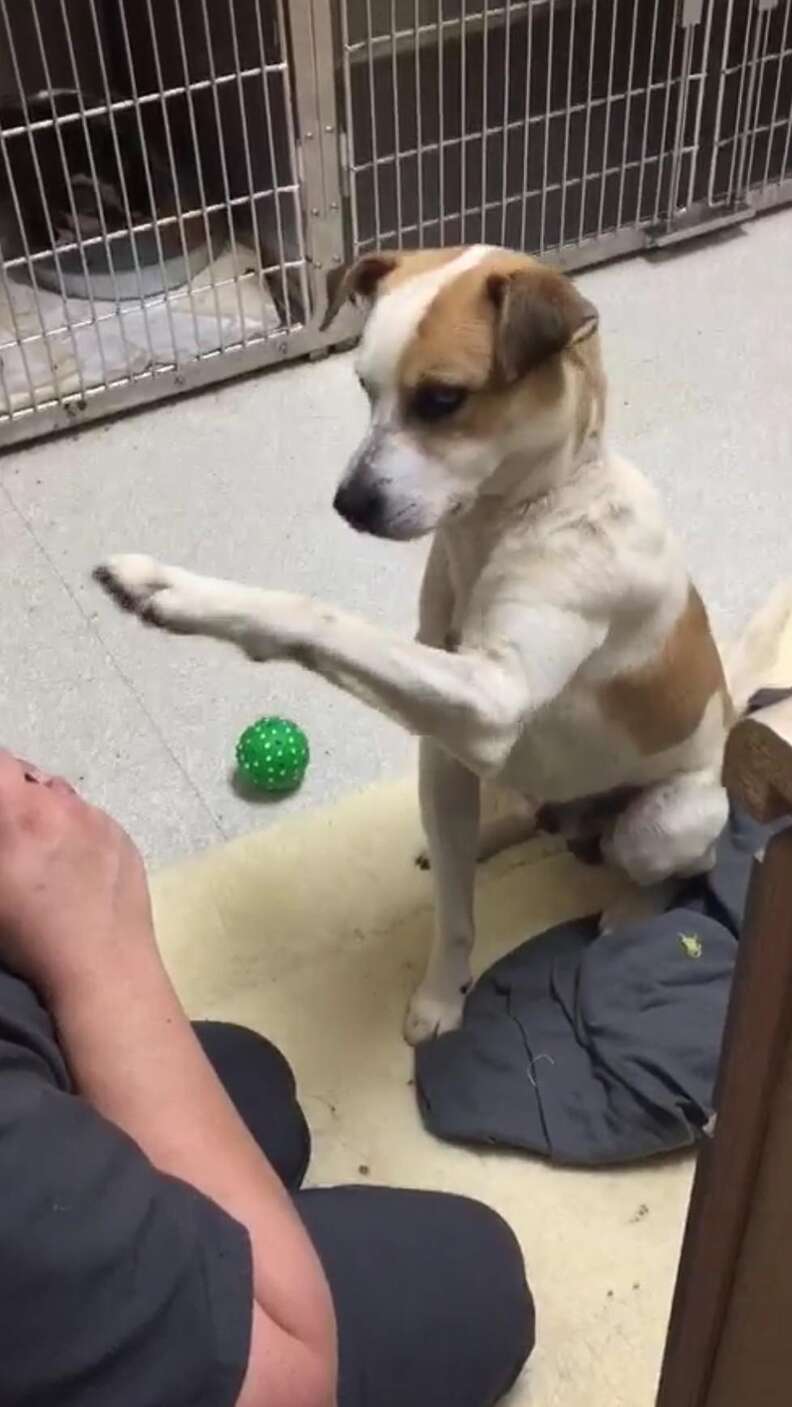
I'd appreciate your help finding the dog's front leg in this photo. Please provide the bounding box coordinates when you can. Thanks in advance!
[95,554,525,776]
[406,740,481,1044]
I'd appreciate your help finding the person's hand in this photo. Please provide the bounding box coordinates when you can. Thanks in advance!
[0,751,155,1001]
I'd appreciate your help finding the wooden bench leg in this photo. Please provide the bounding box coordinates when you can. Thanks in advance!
[656,825,792,1407]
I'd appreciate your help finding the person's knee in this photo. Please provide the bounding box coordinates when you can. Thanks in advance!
[421,1191,535,1400]
[297,1184,534,1406]
[456,1197,536,1386]
[193,1022,311,1188]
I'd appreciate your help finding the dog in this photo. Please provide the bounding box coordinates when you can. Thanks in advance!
[96,245,792,1045]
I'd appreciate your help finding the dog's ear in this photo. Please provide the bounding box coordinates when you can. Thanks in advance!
[486,269,598,384]
[320,252,401,332]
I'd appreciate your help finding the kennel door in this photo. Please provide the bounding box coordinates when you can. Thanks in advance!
[706,0,792,216]
[335,0,721,268]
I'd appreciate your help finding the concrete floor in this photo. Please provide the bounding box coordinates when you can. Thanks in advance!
[1,208,790,866]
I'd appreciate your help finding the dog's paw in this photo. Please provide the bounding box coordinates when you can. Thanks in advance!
[95,554,215,635]
[96,554,184,617]
[95,553,174,609]
[403,988,465,1045]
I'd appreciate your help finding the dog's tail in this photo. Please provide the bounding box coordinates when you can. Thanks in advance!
[722,580,792,717]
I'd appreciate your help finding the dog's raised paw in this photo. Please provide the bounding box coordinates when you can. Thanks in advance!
[94,554,173,613]
[94,554,208,635]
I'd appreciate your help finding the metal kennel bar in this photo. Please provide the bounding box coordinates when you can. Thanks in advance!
[0,0,790,448]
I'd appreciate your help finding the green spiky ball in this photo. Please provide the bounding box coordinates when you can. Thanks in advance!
[235,716,310,794]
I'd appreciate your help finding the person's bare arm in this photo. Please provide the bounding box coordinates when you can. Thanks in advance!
[53,950,336,1407]
[0,754,336,1407]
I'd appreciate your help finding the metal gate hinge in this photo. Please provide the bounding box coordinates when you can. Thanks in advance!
[338,130,351,198]
[680,0,704,26]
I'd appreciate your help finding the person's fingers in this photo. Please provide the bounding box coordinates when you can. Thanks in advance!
[11,759,78,797]
[0,750,26,796]
[0,754,78,835]
[18,760,54,786]
[0,755,71,790]
[46,776,77,797]
[0,754,34,839]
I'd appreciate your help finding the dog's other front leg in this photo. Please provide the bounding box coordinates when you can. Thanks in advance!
[405,740,481,1045]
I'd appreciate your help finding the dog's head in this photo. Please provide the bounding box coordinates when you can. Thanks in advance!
[322,246,601,540]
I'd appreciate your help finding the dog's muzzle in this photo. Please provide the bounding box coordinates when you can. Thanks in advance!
[333,474,386,535]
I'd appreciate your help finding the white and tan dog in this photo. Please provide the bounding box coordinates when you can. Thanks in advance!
[96,246,791,1044]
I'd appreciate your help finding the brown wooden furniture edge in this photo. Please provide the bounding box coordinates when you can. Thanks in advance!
[656,699,792,1406]
[656,830,792,1406]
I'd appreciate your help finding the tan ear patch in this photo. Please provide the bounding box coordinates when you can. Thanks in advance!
[320,251,401,331]
[599,587,732,754]
[487,264,599,383]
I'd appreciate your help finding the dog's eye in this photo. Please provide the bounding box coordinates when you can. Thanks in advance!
[410,383,469,422]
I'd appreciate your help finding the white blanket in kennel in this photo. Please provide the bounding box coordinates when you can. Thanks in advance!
[0,243,281,415]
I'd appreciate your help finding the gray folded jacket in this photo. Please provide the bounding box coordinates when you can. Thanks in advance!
[415,691,786,1167]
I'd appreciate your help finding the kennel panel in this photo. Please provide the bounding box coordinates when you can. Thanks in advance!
[1,0,790,446]
[336,0,720,266]
[707,0,792,213]
[0,0,315,444]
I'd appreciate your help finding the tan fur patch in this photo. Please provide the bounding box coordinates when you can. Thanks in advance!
[599,586,732,754]
[397,251,542,390]
[394,250,602,447]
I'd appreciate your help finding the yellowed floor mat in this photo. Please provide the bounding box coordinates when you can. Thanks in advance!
[152,781,697,1407]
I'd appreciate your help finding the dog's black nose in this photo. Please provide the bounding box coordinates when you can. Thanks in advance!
[333,477,384,533]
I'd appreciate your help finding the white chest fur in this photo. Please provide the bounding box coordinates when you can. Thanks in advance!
[435,450,726,803]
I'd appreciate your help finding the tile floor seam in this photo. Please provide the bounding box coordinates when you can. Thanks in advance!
[0,488,228,843]
[0,477,14,512]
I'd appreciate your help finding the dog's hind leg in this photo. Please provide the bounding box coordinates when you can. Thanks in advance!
[599,770,728,932]
[405,740,481,1045]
